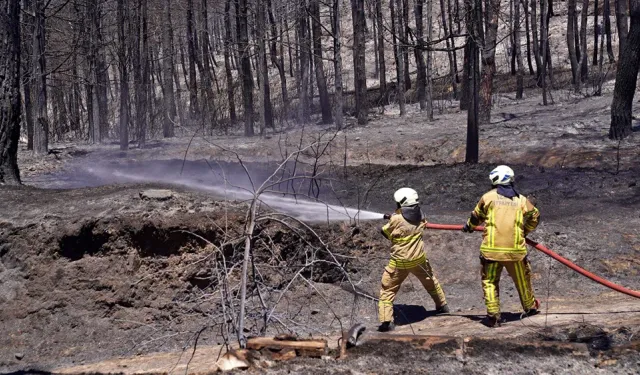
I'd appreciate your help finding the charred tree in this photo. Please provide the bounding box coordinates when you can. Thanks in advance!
[567,0,581,91]
[465,0,481,163]
[351,0,368,124]
[186,0,200,117]
[311,0,332,124]
[415,0,427,111]
[594,0,599,65]
[21,0,33,151]
[201,0,219,129]
[333,0,344,129]
[297,2,310,123]
[0,0,21,184]
[616,0,629,57]
[132,0,150,148]
[32,0,47,155]
[604,0,615,62]
[479,0,500,124]
[117,0,129,150]
[523,0,535,75]
[579,0,589,80]
[237,0,254,136]
[609,0,640,140]
[460,40,470,110]
[515,0,525,98]
[162,0,176,137]
[440,0,458,97]
[395,0,406,116]
[401,0,411,89]
[531,0,543,79]
[256,0,274,133]
[447,0,459,85]
[375,0,387,94]
[541,0,550,104]
[268,0,288,122]
[224,0,237,124]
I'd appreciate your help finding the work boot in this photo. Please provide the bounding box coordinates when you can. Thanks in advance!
[481,315,501,328]
[435,304,450,314]
[378,321,395,332]
[523,299,541,317]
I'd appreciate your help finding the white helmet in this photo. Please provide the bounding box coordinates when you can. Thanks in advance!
[394,187,419,207]
[489,165,515,186]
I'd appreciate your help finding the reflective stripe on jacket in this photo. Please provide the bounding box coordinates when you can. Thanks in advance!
[382,212,427,268]
[468,189,540,261]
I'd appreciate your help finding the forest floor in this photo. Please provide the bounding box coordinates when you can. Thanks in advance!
[2,83,640,374]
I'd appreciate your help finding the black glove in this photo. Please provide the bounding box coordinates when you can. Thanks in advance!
[462,222,474,233]
[383,213,391,220]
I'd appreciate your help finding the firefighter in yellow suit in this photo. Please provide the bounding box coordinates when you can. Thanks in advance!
[378,188,449,332]
[463,165,541,327]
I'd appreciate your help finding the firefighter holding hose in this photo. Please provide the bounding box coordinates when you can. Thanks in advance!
[377,188,449,332]
[463,165,540,327]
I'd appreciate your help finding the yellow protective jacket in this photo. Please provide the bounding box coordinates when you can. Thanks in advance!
[381,209,427,269]
[467,189,540,261]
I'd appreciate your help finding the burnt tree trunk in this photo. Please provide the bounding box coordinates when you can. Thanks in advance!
[479,0,500,124]
[311,0,332,124]
[522,0,535,75]
[567,0,582,91]
[440,0,458,97]
[333,0,344,129]
[593,0,599,65]
[351,0,368,124]
[187,0,200,117]
[162,0,176,137]
[415,0,427,111]
[256,0,274,133]
[447,0,460,85]
[237,0,254,136]
[609,0,640,140]
[580,0,589,80]
[375,0,387,94]
[531,0,542,80]
[297,2,310,123]
[268,0,288,122]
[541,0,549,104]
[32,0,47,155]
[117,0,129,149]
[604,0,614,62]
[465,0,481,163]
[395,0,406,116]
[460,40,470,110]
[515,0,524,99]
[616,0,629,57]
[402,0,411,89]
[223,0,236,124]
[0,0,22,184]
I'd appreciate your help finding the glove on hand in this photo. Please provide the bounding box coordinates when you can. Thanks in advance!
[462,222,474,233]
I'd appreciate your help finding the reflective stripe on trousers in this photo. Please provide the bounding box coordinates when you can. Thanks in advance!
[481,256,536,318]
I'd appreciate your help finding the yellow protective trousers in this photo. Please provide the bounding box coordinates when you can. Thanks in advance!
[481,256,536,318]
[378,257,447,323]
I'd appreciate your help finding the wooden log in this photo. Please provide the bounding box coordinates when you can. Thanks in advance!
[246,337,328,357]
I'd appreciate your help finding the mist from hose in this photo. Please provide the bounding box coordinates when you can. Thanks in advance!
[80,163,385,223]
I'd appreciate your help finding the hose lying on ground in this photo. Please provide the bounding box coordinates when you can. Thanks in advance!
[424,223,640,299]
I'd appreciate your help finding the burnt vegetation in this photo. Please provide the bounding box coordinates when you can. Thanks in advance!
[1,0,640,186]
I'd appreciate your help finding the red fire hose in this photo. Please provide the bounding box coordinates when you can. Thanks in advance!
[424,223,640,299]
